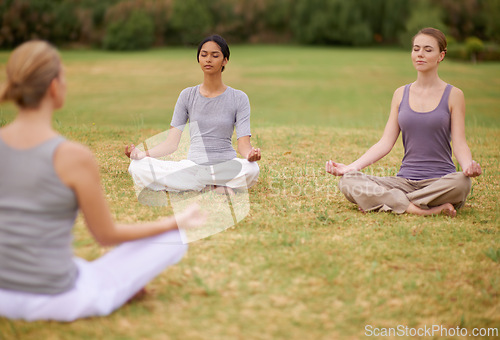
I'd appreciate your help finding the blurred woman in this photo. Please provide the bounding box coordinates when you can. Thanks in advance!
[126,35,260,196]
[0,40,205,321]
[326,27,481,216]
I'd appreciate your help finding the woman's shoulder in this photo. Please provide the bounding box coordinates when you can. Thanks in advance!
[227,86,247,95]
[180,85,200,93]
[54,140,100,188]
[392,85,407,102]
[177,85,200,103]
[56,140,96,167]
[226,86,249,102]
[395,85,407,93]
[448,84,463,96]
[448,84,465,107]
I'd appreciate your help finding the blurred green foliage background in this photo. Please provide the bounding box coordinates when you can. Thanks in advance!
[0,0,499,59]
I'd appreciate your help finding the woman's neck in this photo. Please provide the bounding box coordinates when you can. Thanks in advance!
[200,73,226,97]
[414,69,444,89]
[1,103,56,147]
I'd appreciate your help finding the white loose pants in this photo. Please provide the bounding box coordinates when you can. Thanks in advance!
[0,229,187,322]
[128,157,260,192]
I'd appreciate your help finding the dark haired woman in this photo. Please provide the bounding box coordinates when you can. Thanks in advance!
[0,41,206,321]
[126,35,261,195]
[326,28,481,216]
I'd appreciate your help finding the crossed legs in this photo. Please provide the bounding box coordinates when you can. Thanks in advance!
[129,158,260,193]
[339,171,471,216]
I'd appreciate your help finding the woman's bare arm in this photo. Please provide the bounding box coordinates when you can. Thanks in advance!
[125,126,183,160]
[237,135,261,162]
[326,87,403,176]
[449,87,481,177]
[56,141,205,246]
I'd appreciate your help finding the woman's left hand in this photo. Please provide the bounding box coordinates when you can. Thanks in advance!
[464,160,482,177]
[125,144,147,160]
[247,147,261,162]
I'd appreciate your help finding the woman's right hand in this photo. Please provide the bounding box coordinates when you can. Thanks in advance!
[125,144,147,160]
[463,160,482,177]
[174,203,208,230]
[325,160,353,176]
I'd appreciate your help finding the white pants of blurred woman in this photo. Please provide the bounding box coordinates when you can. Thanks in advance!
[0,229,187,322]
[128,157,260,192]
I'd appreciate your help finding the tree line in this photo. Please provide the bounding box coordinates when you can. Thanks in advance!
[0,0,498,59]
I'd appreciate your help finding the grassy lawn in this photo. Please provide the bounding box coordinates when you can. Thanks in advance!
[0,46,499,339]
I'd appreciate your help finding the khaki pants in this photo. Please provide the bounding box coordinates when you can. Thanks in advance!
[338,171,471,214]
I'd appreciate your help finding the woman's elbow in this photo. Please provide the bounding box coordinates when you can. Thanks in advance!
[374,140,394,157]
[90,227,120,247]
[93,234,117,247]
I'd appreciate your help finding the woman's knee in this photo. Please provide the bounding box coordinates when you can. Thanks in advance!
[237,159,259,178]
[128,160,137,175]
[338,171,363,196]
[247,161,260,177]
[446,172,472,198]
[128,159,147,175]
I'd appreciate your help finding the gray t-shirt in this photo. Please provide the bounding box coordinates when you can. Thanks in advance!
[170,85,251,165]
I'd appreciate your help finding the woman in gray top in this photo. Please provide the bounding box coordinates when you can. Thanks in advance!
[126,35,261,195]
[0,41,205,321]
[326,27,482,217]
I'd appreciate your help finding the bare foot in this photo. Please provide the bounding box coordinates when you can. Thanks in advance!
[358,206,366,214]
[439,203,457,217]
[202,185,215,193]
[406,202,456,217]
[214,186,235,196]
[126,287,147,304]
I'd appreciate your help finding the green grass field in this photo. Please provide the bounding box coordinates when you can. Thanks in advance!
[0,46,499,339]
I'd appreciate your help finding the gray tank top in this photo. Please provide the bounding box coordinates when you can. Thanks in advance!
[0,135,79,294]
[397,83,457,180]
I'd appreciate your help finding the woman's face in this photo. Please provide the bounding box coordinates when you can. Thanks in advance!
[411,34,445,72]
[198,41,227,74]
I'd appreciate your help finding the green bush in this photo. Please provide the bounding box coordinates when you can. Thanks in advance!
[465,37,484,54]
[446,41,500,62]
[465,37,484,63]
[481,43,500,61]
[484,0,500,42]
[170,0,213,46]
[104,0,172,47]
[446,44,468,60]
[291,0,374,45]
[102,10,154,50]
[52,1,81,43]
[398,0,446,49]
[0,0,498,49]
[0,0,55,48]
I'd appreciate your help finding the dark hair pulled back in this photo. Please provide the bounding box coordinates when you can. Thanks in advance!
[197,35,230,72]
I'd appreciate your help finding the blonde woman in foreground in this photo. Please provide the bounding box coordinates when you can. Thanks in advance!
[0,40,205,321]
[326,27,481,217]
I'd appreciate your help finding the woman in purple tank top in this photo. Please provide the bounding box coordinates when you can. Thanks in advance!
[326,27,482,217]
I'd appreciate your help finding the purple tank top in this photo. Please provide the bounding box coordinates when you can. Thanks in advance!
[397,83,456,180]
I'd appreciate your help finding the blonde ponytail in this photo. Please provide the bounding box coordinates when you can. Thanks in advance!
[0,40,61,109]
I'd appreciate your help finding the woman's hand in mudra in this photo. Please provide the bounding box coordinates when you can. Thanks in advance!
[464,160,482,177]
[247,147,261,162]
[325,160,353,176]
[125,144,147,160]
